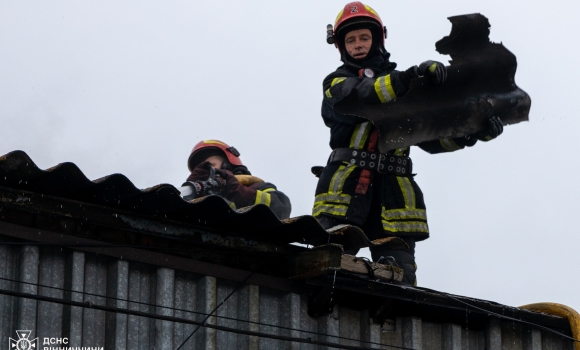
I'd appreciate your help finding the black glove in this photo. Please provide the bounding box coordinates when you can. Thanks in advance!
[475,116,504,141]
[214,168,256,205]
[182,162,225,200]
[417,60,447,86]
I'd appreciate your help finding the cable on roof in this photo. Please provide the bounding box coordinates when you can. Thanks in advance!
[0,287,416,350]
[419,286,580,344]
[339,271,580,344]
[0,275,405,349]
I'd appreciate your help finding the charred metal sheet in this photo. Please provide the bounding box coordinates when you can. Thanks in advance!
[0,150,380,251]
[336,13,530,152]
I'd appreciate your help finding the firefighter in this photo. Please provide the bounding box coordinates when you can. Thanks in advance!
[184,140,292,220]
[314,2,503,285]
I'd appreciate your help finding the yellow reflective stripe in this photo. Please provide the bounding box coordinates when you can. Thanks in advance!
[331,77,346,87]
[325,89,332,98]
[364,5,380,18]
[314,193,351,205]
[254,190,272,207]
[313,203,348,217]
[262,187,276,193]
[397,177,416,209]
[382,220,429,233]
[382,208,427,220]
[349,121,371,149]
[203,140,227,145]
[334,9,344,26]
[330,163,357,194]
[394,147,408,156]
[428,62,438,73]
[439,138,462,152]
[374,75,396,103]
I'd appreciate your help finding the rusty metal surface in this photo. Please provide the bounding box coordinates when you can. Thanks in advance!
[0,150,375,250]
[336,13,530,152]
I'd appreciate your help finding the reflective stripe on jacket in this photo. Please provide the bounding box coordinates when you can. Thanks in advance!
[314,65,481,240]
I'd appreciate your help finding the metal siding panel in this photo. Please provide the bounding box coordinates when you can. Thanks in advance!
[441,323,462,350]
[402,317,422,349]
[67,251,85,347]
[195,275,217,350]
[283,293,301,350]
[278,292,301,350]
[173,270,197,350]
[105,260,129,349]
[522,327,542,350]
[462,328,486,350]
[259,287,282,349]
[317,305,339,350]
[299,292,317,350]
[381,317,403,348]
[127,263,141,350]
[486,317,502,350]
[502,321,523,350]
[368,321,382,349]
[82,253,108,348]
[338,306,360,347]
[37,246,65,340]
[216,279,239,350]
[17,245,39,333]
[542,330,573,350]
[421,321,441,350]
[155,267,175,350]
[249,285,260,350]
[133,263,155,350]
[0,242,18,343]
[236,284,260,350]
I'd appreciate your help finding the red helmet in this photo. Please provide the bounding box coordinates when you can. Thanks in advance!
[187,140,243,171]
[328,2,387,56]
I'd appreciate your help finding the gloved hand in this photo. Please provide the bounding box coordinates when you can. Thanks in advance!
[475,116,504,141]
[187,161,213,182]
[214,168,257,206]
[183,161,225,199]
[417,60,447,86]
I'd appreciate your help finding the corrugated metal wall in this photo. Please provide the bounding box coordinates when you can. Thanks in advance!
[0,239,574,350]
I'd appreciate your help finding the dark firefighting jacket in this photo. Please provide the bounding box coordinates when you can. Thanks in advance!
[313,64,496,240]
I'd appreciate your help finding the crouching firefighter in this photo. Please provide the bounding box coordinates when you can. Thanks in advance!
[182,140,292,220]
[313,2,504,285]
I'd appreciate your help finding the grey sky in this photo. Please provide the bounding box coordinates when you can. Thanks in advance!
[1,0,578,313]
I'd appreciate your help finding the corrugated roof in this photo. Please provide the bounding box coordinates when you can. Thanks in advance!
[0,150,388,251]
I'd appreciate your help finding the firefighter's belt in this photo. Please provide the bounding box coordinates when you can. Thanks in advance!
[329,148,412,176]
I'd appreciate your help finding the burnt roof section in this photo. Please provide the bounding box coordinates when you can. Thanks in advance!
[0,150,334,245]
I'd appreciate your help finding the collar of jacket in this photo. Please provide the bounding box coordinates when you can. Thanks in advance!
[341,47,397,77]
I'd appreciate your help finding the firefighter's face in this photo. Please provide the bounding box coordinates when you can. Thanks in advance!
[204,155,225,169]
[344,29,372,60]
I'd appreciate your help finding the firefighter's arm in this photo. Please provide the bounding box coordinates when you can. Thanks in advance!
[323,68,418,106]
[251,182,292,220]
[417,136,478,154]
[417,117,504,154]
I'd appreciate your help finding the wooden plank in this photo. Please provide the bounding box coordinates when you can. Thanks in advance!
[340,255,403,282]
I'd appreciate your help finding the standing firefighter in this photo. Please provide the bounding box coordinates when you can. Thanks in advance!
[183,140,292,220]
[313,2,503,285]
